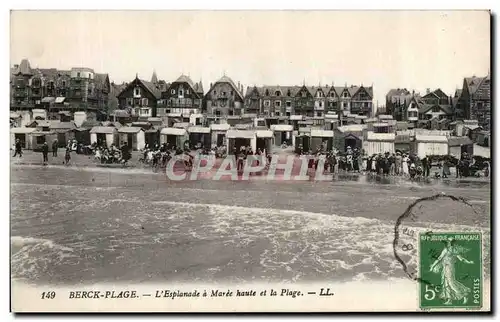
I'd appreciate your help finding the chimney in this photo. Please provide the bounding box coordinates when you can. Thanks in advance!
[13,64,19,68]
[210,82,213,89]
[412,90,415,96]
[426,88,431,94]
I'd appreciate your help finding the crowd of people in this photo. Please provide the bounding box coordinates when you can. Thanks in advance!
[12,137,489,179]
[295,145,489,179]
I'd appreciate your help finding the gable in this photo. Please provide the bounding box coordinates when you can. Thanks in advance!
[164,81,201,99]
[117,78,159,100]
[295,86,312,98]
[432,88,448,99]
[352,87,372,100]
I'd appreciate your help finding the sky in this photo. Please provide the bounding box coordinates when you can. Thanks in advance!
[10,10,490,106]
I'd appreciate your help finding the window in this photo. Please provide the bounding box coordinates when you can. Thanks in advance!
[265,89,270,96]
[319,101,323,108]
[37,136,45,144]
[32,78,40,87]
[140,108,149,116]
[343,91,349,98]
[286,112,291,117]
[171,89,176,94]
[432,106,440,113]
[275,101,281,107]
[275,112,281,117]
[301,91,307,98]
[213,90,217,96]
[215,110,221,117]
[186,89,189,95]
[317,91,324,98]
[286,101,292,107]
[134,88,141,96]
[228,109,234,116]
[287,90,291,96]
[222,92,227,97]
[88,88,92,95]
[275,91,281,96]
[77,72,81,78]
[179,89,184,96]
[329,92,335,98]
[142,98,149,106]
[49,81,55,88]
[317,111,323,117]
[264,100,270,107]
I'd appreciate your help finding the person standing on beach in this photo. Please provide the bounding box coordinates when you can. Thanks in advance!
[42,142,49,165]
[52,139,58,157]
[13,139,23,158]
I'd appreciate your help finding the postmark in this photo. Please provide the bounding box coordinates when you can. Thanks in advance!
[392,194,478,284]
[419,232,482,309]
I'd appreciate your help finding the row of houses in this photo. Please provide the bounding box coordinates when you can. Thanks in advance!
[386,72,491,131]
[10,59,375,130]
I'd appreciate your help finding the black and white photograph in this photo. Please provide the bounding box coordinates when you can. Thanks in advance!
[9,9,492,312]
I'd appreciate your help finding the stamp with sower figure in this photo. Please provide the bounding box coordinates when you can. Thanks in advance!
[419,232,482,309]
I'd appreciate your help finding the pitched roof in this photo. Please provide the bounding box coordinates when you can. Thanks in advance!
[193,81,204,94]
[386,88,411,97]
[50,122,77,130]
[90,126,117,134]
[13,59,34,76]
[210,75,244,100]
[464,76,488,95]
[94,73,109,90]
[139,79,162,99]
[255,85,301,97]
[117,126,143,134]
[174,75,195,88]
[151,70,158,84]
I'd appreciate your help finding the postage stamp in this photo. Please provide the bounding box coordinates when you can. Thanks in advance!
[419,232,482,309]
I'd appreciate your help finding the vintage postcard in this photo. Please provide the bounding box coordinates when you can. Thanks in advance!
[9,10,491,313]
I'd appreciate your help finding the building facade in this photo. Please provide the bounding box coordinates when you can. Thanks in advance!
[116,75,162,118]
[160,75,203,116]
[10,59,110,122]
[458,74,491,130]
[204,75,245,117]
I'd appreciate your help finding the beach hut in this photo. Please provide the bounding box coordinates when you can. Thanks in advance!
[334,124,366,152]
[412,134,448,158]
[395,130,413,153]
[117,127,146,151]
[90,126,118,148]
[226,130,256,155]
[255,129,274,153]
[310,129,334,151]
[270,124,293,147]
[294,127,311,153]
[160,127,188,148]
[363,132,396,156]
[30,131,58,152]
[210,123,230,147]
[188,126,212,148]
[10,127,35,150]
[49,122,77,147]
[448,137,474,159]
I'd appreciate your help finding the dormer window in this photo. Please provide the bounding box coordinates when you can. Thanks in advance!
[62,81,66,87]
[301,91,307,98]
[265,89,270,96]
[275,91,281,96]
[171,89,176,94]
[343,91,349,98]
[287,89,291,96]
[329,92,335,98]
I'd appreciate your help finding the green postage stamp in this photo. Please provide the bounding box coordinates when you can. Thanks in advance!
[419,232,482,309]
